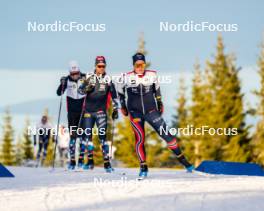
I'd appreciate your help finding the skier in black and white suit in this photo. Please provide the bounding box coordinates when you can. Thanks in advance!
[56,61,89,170]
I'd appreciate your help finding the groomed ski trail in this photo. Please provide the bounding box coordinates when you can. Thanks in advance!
[1,167,264,211]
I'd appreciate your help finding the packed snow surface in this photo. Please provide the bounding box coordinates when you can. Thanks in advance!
[0,167,264,211]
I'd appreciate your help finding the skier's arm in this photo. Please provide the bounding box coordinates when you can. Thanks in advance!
[153,73,164,114]
[110,80,119,120]
[110,81,119,109]
[117,74,128,116]
[56,76,68,96]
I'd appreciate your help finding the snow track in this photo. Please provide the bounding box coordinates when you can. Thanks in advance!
[0,167,264,211]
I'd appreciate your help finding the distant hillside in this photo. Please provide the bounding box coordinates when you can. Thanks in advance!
[0,98,67,116]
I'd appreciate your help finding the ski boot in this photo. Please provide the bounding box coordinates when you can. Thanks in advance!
[176,153,194,173]
[186,165,195,173]
[83,157,94,170]
[35,158,41,168]
[76,159,84,171]
[68,160,76,171]
[104,159,114,173]
[138,162,148,179]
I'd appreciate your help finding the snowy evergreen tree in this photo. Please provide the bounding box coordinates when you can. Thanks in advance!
[0,108,15,166]
[15,138,23,166]
[206,35,250,161]
[22,118,34,161]
[252,40,264,166]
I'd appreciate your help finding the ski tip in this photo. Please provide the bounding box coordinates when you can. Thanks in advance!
[137,176,147,181]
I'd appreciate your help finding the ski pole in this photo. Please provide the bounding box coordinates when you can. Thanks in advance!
[77,95,86,130]
[110,118,115,160]
[76,95,87,160]
[52,83,65,169]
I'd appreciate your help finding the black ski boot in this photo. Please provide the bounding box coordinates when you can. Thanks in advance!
[139,162,148,178]
[68,159,76,170]
[83,156,94,170]
[177,154,194,172]
[104,159,114,173]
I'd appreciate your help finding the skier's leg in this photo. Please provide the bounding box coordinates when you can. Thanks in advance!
[145,110,193,170]
[58,147,63,167]
[37,138,43,160]
[129,111,146,163]
[82,112,95,169]
[95,111,108,159]
[36,138,43,166]
[41,138,49,164]
[129,111,148,176]
[95,111,113,172]
[78,114,86,166]
[68,112,78,169]
[78,135,86,166]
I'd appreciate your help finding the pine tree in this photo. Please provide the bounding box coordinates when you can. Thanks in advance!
[206,35,250,161]
[43,137,54,166]
[15,138,23,166]
[22,118,34,161]
[252,41,264,166]
[173,76,188,130]
[0,108,15,166]
[170,76,190,166]
[187,62,205,165]
[137,32,151,68]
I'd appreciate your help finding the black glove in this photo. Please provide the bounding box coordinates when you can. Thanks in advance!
[60,76,67,85]
[112,108,119,120]
[157,100,164,114]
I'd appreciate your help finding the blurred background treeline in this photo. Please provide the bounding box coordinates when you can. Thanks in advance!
[0,34,264,168]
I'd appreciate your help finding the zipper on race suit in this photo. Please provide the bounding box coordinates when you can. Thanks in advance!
[140,83,145,114]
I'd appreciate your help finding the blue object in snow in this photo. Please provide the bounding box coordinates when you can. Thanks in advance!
[195,160,264,176]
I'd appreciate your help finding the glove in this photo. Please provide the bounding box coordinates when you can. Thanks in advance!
[83,77,95,93]
[157,100,164,114]
[112,108,119,120]
[121,106,128,116]
[60,76,67,85]
[85,84,95,93]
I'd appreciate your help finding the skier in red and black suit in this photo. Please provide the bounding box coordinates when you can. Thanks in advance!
[117,53,194,178]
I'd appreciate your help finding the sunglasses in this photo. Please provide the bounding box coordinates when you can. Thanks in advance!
[97,65,106,69]
[134,63,146,68]
[70,71,80,76]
